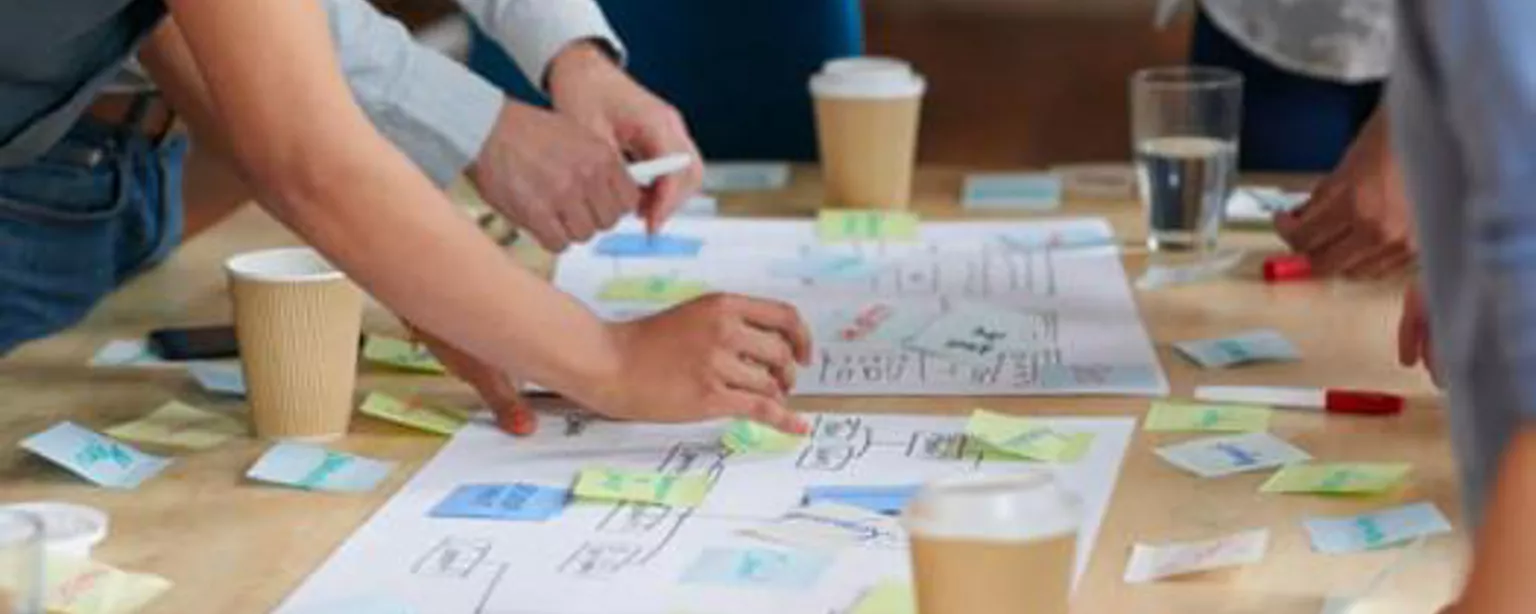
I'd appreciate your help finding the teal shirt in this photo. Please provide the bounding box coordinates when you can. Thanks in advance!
[0,0,166,167]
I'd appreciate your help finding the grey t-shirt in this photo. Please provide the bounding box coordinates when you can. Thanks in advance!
[0,0,166,167]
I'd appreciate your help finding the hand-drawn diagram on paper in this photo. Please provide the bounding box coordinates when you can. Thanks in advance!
[277,413,1134,614]
[551,217,1167,397]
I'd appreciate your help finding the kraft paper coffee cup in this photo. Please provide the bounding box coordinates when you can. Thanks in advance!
[903,472,1082,614]
[226,247,362,440]
[810,56,926,210]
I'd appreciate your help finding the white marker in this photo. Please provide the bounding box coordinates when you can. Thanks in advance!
[1193,386,1403,416]
[627,153,694,187]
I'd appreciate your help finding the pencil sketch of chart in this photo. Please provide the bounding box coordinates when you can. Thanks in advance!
[276,413,1134,614]
[552,217,1167,397]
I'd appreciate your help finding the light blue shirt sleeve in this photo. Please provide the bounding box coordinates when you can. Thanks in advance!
[455,0,627,91]
[1420,1,1536,414]
[324,0,503,186]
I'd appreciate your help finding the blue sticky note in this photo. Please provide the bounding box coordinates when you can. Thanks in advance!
[681,547,833,590]
[188,362,246,397]
[429,483,569,521]
[246,443,394,493]
[20,421,172,489]
[803,485,921,515]
[770,253,887,281]
[963,173,1063,211]
[593,233,703,258]
[1303,502,1453,555]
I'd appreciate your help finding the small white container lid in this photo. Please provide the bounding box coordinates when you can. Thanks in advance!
[226,247,345,284]
[811,56,926,99]
[0,502,109,558]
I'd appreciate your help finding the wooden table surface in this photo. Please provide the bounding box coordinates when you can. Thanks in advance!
[0,166,1462,613]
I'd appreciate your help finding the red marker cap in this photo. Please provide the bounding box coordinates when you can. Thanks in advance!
[1263,254,1312,283]
[1324,389,1405,415]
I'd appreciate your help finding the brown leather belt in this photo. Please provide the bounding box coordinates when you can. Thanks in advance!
[84,92,175,142]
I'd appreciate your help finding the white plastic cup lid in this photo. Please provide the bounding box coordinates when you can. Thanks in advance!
[0,502,109,557]
[226,247,346,284]
[903,471,1082,542]
[810,56,926,99]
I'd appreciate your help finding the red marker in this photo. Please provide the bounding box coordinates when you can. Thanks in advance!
[1193,385,1403,416]
[1262,254,1312,283]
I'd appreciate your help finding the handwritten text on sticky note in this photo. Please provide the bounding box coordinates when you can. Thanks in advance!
[363,335,447,374]
[105,400,245,450]
[430,483,569,521]
[1145,401,1271,432]
[817,210,920,243]
[966,410,1092,462]
[1123,529,1270,583]
[680,547,832,590]
[1154,432,1311,478]
[721,419,804,455]
[1173,329,1301,369]
[573,468,711,507]
[40,556,173,614]
[597,276,710,304]
[593,233,704,258]
[358,392,467,436]
[21,422,172,489]
[1303,502,1452,555]
[246,443,395,493]
[1261,463,1412,495]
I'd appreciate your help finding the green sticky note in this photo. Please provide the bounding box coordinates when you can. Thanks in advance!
[573,467,712,507]
[966,409,1092,462]
[721,419,804,455]
[362,335,447,374]
[851,581,916,614]
[598,276,710,304]
[1144,401,1272,433]
[817,210,920,243]
[104,401,245,450]
[1260,463,1412,495]
[358,392,468,436]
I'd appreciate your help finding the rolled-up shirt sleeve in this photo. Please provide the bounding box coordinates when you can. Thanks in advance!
[456,0,627,91]
[1424,0,1536,414]
[323,0,502,186]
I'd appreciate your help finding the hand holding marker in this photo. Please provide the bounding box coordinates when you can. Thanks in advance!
[627,153,696,242]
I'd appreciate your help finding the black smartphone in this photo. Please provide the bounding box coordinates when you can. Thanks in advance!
[147,325,240,361]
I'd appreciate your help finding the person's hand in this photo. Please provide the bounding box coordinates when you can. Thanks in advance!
[1397,281,1439,385]
[1274,111,1415,278]
[406,323,537,436]
[546,41,704,234]
[469,100,641,252]
[592,294,813,433]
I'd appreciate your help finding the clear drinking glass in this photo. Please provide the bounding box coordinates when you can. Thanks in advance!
[0,510,44,614]
[1131,66,1243,252]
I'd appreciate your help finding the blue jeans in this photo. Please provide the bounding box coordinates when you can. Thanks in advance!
[0,118,188,355]
[1190,8,1383,172]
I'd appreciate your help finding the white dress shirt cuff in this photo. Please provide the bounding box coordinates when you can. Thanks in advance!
[481,1,628,92]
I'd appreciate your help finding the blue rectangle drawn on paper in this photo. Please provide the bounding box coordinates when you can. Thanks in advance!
[19,421,172,489]
[963,173,1063,211]
[803,485,920,515]
[1303,502,1452,555]
[189,362,246,396]
[429,483,569,521]
[680,547,833,590]
[593,233,703,258]
[246,442,394,493]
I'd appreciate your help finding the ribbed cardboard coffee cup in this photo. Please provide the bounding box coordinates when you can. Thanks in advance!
[810,57,926,209]
[226,247,361,440]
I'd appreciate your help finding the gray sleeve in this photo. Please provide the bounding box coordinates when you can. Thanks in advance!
[323,0,503,186]
[455,0,627,92]
[1422,0,1536,412]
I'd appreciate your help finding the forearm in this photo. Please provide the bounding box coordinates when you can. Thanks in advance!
[1450,430,1536,612]
[163,0,618,402]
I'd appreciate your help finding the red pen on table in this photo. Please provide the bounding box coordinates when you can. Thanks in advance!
[1262,254,1312,283]
[1194,385,1404,416]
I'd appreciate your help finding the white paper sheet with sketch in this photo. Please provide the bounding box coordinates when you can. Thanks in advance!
[552,217,1167,397]
[277,413,1135,614]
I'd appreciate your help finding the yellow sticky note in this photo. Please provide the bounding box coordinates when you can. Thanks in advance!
[41,557,172,614]
[358,392,468,436]
[1260,463,1411,494]
[1144,401,1272,432]
[817,210,921,243]
[104,401,244,450]
[966,409,1091,462]
[597,276,710,304]
[852,581,917,614]
[362,335,447,374]
[573,467,712,507]
[721,419,804,455]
